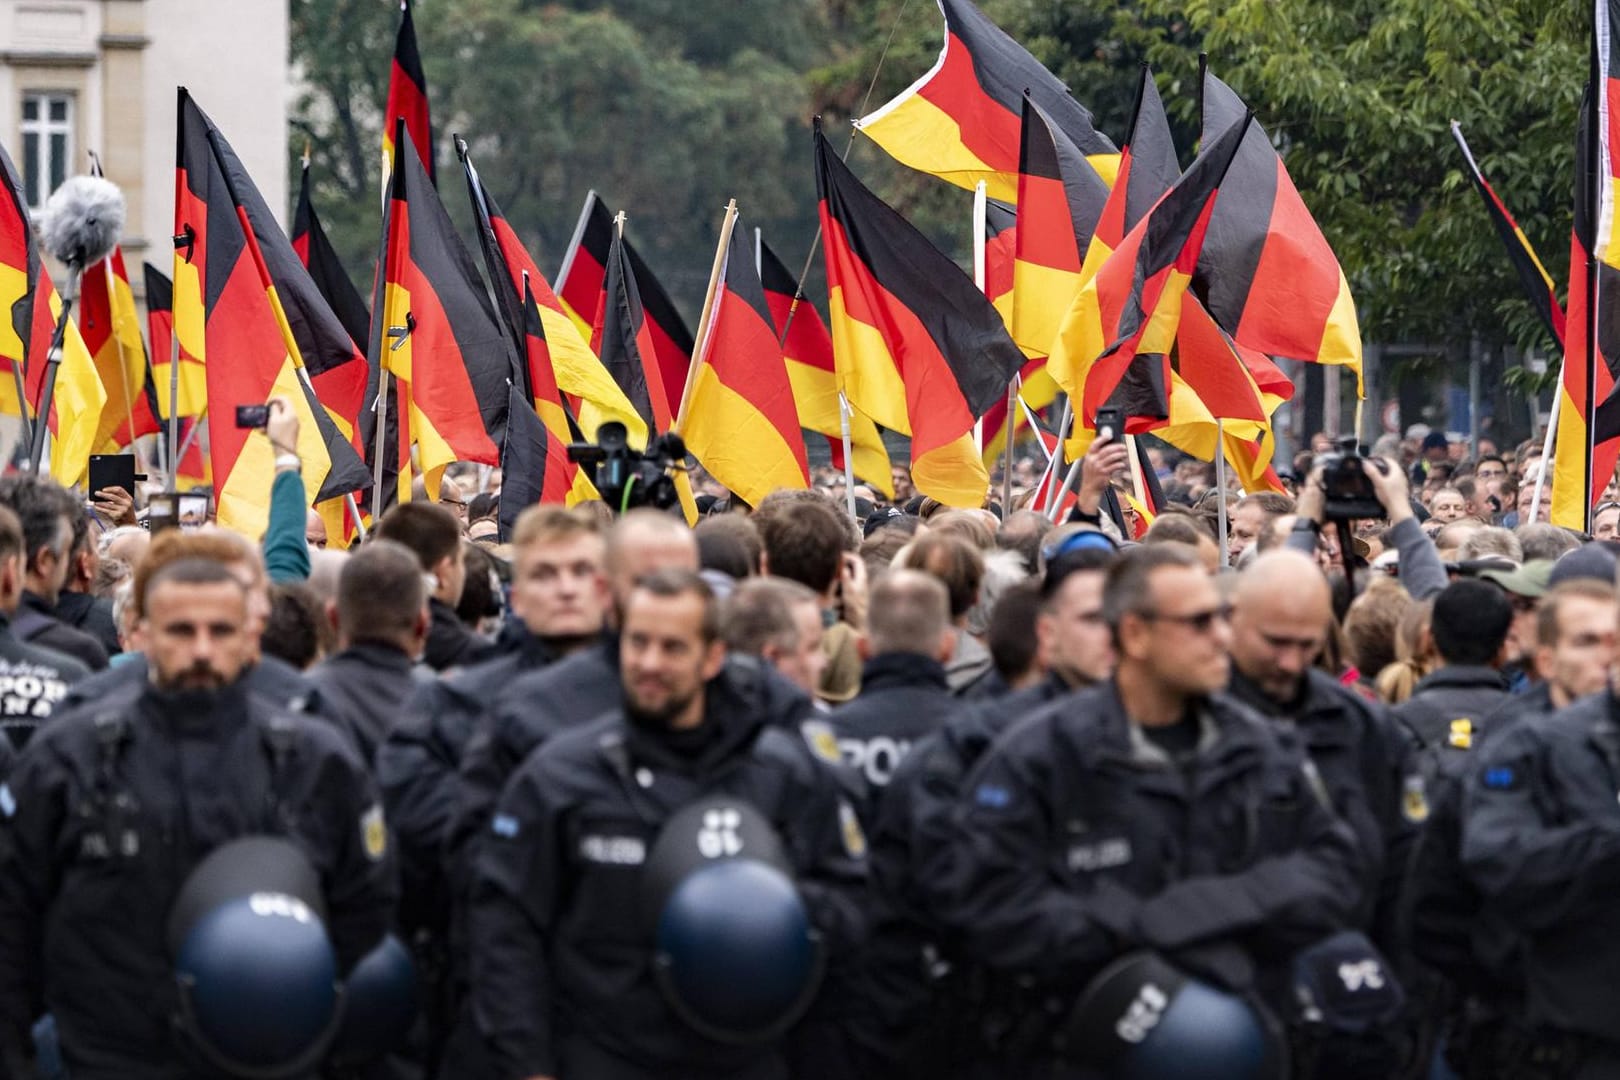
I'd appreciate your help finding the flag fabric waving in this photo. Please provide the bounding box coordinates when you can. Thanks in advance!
[373,120,513,505]
[855,0,1117,202]
[80,239,149,454]
[383,0,433,187]
[593,222,671,435]
[757,236,892,493]
[555,190,614,339]
[681,217,809,507]
[499,382,573,538]
[141,262,199,427]
[174,88,370,535]
[292,158,371,353]
[1196,68,1362,392]
[816,127,1025,507]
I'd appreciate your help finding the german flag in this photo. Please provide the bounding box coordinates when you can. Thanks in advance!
[383,0,433,186]
[174,88,370,535]
[1061,114,1248,431]
[499,383,573,538]
[141,263,185,431]
[555,191,694,423]
[592,222,672,435]
[1451,123,1566,350]
[1196,67,1362,393]
[292,158,371,353]
[983,197,1017,326]
[456,145,646,450]
[79,240,150,453]
[0,142,106,485]
[681,217,809,506]
[816,127,1024,507]
[1011,94,1110,361]
[855,0,1117,202]
[374,120,513,505]
[757,236,891,493]
[1554,57,1620,529]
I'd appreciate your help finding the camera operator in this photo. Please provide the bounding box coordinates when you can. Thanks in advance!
[1288,449,1447,601]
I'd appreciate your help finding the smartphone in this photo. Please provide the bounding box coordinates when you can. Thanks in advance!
[1094,406,1124,444]
[148,492,211,533]
[235,404,270,429]
[88,454,138,497]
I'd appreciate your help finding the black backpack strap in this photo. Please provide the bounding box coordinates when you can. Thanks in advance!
[258,713,301,824]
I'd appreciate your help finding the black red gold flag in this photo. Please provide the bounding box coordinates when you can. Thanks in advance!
[815,126,1024,507]
[499,382,573,539]
[383,0,433,185]
[855,0,1117,201]
[292,159,371,353]
[593,223,671,434]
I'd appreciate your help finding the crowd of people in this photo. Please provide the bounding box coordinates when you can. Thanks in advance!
[0,400,1618,1080]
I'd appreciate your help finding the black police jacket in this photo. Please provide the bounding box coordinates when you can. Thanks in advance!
[0,679,397,1080]
[52,589,120,659]
[1460,690,1620,1041]
[305,640,433,766]
[1227,667,1422,935]
[934,680,1363,1002]
[468,689,866,1079]
[14,591,107,671]
[819,652,962,801]
[423,597,497,673]
[1393,664,1512,750]
[0,619,89,751]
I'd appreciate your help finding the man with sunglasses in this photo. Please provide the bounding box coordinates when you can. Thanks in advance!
[929,544,1362,1075]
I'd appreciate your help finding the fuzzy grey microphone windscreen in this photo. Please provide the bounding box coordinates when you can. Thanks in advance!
[39,175,125,269]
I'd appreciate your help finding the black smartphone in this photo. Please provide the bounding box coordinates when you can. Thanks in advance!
[88,454,138,497]
[1094,406,1125,444]
[235,404,270,429]
[148,492,211,534]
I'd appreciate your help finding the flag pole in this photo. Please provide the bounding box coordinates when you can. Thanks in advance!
[1043,399,1073,515]
[1216,418,1231,564]
[839,392,857,518]
[674,199,739,435]
[1530,366,1561,522]
[28,269,81,475]
[1583,17,1602,530]
[1125,433,1147,531]
[372,370,391,508]
[972,181,987,456]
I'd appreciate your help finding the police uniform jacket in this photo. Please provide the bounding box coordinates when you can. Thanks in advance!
[306,640,434,766]
[0,678,397,1079]
[1460,690,1620,1042]
[1227,667,1421,934]
[0,618,88,751]
[13,592,106,672]
[1393,664,1511,750]
[468,684,866,1080]
[934,680,1363,1002]
[822,652,961,803]
[424,596,497,673]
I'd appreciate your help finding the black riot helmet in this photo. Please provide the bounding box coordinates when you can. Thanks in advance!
[167,836,343,1078]
[640,795,824,1045]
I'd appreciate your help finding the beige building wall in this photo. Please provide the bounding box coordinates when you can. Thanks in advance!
[0,0,288,286]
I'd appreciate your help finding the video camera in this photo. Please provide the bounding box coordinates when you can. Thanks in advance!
[568,421,689,513]
[1315,436,1388,522]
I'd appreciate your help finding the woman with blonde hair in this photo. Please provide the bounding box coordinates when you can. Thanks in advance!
[1376,596,1438,704]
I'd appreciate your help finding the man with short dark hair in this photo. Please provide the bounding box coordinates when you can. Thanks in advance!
[306,539,431,763]
[895,534,988,694]
[1227,490,1294,564]
[468,569,863,1079]
[376,500,491,672]
[927,544,1361,1075]
[0,555,395,1078]
[721,576,826,697]
[984,580,1044,692]
[755,494,865,703]
[1394,579,1514,749]
[0,476,107,671]
[0,504,87,750]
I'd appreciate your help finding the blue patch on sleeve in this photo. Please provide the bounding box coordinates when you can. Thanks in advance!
[1482,766,1517,791]
[974,784,1012,809]
[491,813,520,838]
[0,784,13,818]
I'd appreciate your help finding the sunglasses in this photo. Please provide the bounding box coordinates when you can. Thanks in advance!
[1138,605,1231,634]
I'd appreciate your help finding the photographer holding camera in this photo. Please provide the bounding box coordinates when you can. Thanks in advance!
[1288,443,1447,601]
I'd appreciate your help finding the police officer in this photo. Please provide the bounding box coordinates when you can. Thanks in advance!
[0,504,87,750]
[852,543,1121,1077]
[0,554,396,1078]
[1225,551,1420,933]
[1394,580,1514,751]
[468,569,863,1079]
[817,570,960,804]
[1459,626,1620,1076]
[931,544,1363,1075]
[374,502,494,673]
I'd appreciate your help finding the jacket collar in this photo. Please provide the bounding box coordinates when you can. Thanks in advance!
[1413,664,1510,694]
[859,652,949,693]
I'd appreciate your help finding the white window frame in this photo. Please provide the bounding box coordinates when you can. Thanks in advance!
[20,91,75,213]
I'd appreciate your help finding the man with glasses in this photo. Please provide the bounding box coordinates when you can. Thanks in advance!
[928,544,1362,1075]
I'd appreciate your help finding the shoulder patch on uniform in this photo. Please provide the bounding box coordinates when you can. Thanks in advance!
[360,803,388,861]
[1448,719,1474,751]
[1481,765,1519,791]
[492,813,520,839]
[1401,775,1429,823]
[975,783,1012,810]
[839,800,867,860]
[0,783,13,819]
[801,721,842,766]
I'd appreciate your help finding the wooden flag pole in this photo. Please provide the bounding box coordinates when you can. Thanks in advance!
[1530,364,1562,523]
[673,199,739,435]
[1216,418,1231,564]
[972,181,987,455]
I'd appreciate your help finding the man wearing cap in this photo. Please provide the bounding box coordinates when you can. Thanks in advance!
[1477,559,1554,694]
[0,556,395,1079]
[468,570,863,1080]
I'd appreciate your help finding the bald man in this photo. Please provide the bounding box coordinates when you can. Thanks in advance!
[1226,551,1421,941]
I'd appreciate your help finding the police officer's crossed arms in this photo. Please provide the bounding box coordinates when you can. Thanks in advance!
[468,569,863,1080]
[0,554,396,1079]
